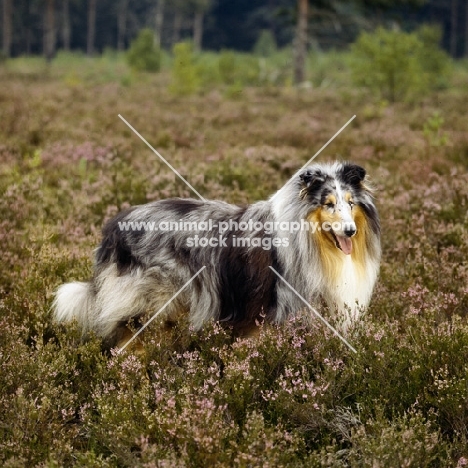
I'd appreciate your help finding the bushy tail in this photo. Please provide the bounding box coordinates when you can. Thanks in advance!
[53,282,94,334]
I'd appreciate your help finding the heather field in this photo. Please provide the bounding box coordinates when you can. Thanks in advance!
[1,53,468,467]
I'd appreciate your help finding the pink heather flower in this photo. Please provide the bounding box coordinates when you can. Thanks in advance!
[373,330,385,341]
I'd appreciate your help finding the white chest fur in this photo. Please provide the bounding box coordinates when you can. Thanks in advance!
[324,254,378,328]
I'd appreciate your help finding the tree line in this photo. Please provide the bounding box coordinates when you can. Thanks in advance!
[1,0,468,63]
[1,0,213,60]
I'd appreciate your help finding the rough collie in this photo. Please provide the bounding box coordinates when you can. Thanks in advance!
[53,162,381,348]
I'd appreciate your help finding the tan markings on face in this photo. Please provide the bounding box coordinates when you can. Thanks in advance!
[307,208,348,283]
[324,194,336,206]
[345,192,353,203]
[320,207,343,226]
[307,205,370,281]
[307,207,340,249]
[348,205,369,274]
[351,205,367,236]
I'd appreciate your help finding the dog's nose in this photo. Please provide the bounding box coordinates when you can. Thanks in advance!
[344,228,356,237]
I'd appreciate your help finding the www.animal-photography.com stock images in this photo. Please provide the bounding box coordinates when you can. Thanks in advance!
[1,1,468,466]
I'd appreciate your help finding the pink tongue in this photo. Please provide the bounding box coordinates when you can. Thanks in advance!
[336,235,353,255]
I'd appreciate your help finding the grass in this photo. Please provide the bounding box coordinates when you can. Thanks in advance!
[0,52,468,466]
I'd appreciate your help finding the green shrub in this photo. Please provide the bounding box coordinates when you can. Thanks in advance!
[218,51,263,87]
[204,49,289,89]
[218,50,237,85]
[350,26,451,102]
[423,111,449,146]
[169,42,199,96]
[126,28,161,72]
[416,25,452,88]
[196,52,222,88]
[307,50,351,88]
[254,29,277,57]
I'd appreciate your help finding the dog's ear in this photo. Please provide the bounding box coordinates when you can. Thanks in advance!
[299,169,326,190]
[341,163,366,187]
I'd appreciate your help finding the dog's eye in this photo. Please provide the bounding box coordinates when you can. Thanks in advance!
[325,202,335,209]
[348,200,355,208]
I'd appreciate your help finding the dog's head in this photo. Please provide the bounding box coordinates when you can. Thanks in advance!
[299,162,378,255]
